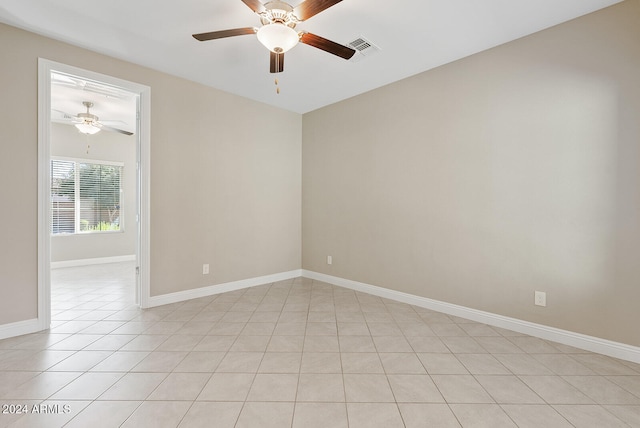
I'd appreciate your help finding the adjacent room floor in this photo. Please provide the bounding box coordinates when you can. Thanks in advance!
[0,262,639,427]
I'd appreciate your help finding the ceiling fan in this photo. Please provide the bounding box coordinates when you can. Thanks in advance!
[55,101,134,136]
[193,0,356,73]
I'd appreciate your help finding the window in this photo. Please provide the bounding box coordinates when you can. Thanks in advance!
[51,158,123,234]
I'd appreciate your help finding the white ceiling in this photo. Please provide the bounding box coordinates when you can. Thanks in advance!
[0,0,621,114]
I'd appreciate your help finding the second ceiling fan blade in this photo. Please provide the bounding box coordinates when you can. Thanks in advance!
[294,0,343,21]
[241,0,266,14]
[270,51,284,73]
[98,124,134,136]
[299,32,355,60]
[193,27,256,41]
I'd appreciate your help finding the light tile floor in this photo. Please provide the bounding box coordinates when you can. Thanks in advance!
[0,262,639,427]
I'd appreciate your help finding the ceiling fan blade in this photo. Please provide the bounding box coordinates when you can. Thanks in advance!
[270,51,284,73]
[294,0,343,21]
[51,109,78,120]
[241,0,265,14]
[193,27,256,41]
[99,119,128,126]
[98,123,134,136]
[299,32,355,60]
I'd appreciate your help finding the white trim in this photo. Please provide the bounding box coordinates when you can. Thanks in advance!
[38,59,152,331]
[0,319,41,341]
[51,255,136,269]
[302,270,640,364]
[38,59,52,332]
[137,88,151,308]
[148,270,303,308]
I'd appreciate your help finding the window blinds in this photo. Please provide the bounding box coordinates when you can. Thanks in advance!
[51,159,123,234]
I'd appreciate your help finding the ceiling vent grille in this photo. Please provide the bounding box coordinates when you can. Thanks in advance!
[347,36,380,61]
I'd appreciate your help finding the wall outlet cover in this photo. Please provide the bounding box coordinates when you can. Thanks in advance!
[534,291,546,307]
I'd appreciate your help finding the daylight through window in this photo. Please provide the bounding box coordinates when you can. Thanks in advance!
[51,158,123,234]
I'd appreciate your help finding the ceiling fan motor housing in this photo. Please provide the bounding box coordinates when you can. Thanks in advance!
[78,101,99,123]
[260,1,298,26]
[77,112,99,123]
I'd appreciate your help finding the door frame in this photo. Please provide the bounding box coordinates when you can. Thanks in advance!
[38,59,152,330]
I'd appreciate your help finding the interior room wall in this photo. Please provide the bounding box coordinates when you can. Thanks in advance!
[50,123,137,263]
[0,22,302,325]
[302,0,640,346]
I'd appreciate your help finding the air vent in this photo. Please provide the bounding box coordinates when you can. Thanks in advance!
[347,36,380,61]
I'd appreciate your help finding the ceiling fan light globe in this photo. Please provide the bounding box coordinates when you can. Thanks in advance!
[75,122,101,135]
[257,23,299,53]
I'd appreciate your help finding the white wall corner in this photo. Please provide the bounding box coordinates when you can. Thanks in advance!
[302,270,640,364]
[147,269,303,308]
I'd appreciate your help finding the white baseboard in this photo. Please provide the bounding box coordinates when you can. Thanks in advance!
[302,270,640,364]
[5,266,637,364]
[51,255,136,269]
[0,318,41,341]
[148,269,303,308]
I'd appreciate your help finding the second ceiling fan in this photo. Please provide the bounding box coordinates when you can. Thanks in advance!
[193,0,356,73]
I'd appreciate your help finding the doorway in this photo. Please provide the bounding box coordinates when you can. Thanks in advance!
[38,59,151,331]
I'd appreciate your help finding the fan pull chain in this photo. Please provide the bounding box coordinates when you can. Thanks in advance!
[275,78,280,95]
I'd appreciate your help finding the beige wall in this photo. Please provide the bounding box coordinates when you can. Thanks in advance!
[302,1,640,346]
[51,123,137,263]
[0,23,301,323]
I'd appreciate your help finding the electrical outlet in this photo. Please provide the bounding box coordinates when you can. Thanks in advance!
[327,255,332,265]
[534,291,546,307]
[203,264,209,275]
